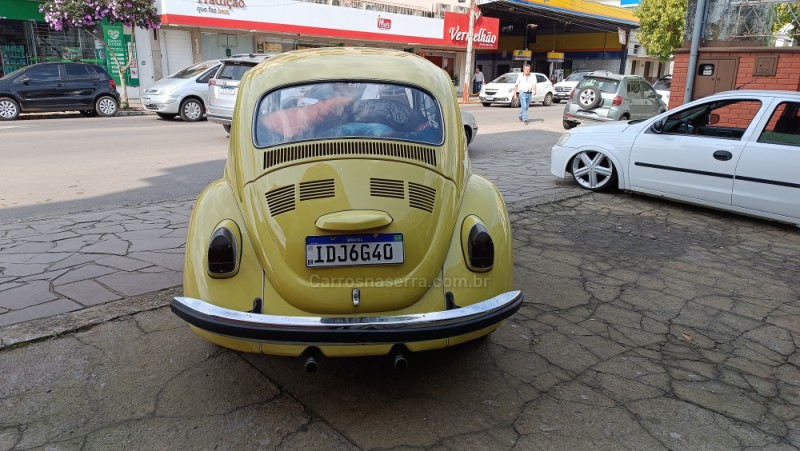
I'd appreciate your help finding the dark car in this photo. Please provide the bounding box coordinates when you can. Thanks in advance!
[0,62,120,120]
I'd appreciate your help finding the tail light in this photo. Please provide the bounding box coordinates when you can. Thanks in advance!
[568,90,574,100]
[209,79,217,86]
[109,79,116,90]
[461,216,494,272]
[612,95,622,106]
[207,221,242,278]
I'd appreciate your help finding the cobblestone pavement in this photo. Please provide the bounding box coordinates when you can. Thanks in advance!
[1,192,798,449]
[0,109,566,327]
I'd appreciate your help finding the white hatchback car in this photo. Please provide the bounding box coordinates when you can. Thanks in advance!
[141,60,221,121]
[479,72,554,107]
[551,90,800,225]
[207,54,277,133]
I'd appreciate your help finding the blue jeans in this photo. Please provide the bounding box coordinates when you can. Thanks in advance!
[518,91,532,122]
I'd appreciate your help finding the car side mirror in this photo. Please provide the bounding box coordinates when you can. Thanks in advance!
[651,117,666,133]
[708,113,720,125]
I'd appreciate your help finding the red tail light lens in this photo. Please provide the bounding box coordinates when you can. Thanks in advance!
[109,79,116,90]
[612,95,622,106]
[568,90,574,100]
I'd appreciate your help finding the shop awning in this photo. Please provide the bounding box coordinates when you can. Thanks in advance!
[479,0,639,33]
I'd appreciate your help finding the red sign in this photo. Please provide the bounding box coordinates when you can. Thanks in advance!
[377,16,392,30]
[443,11,499,50]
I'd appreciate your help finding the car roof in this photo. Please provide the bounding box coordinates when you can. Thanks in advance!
[708,89,800,99]
[221,53,279,64]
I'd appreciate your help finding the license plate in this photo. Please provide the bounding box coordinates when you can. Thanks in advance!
[220,87,235,95]
[306,233,404,267]
[484,97,493,101]
[142,97,150,103]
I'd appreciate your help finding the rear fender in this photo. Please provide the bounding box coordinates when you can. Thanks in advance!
[183,180,263,313]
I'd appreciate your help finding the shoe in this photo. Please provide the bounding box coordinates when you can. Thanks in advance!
[524,120,528,125]
[518,116,522,122]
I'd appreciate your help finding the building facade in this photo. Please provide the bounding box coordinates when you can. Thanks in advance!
[133,0,499,97]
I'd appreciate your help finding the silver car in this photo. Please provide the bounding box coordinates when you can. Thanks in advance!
[207,54,277,133]
[562,72,666,129]
[141,60,221,121]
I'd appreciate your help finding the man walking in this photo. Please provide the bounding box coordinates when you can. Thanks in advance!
[512,64,537,125]
[472,67,485,95]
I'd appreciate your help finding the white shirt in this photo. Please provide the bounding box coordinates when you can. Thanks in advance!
[515,73,537,94]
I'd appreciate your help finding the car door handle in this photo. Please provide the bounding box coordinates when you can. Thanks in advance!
[713,150,732,161]
[56,83,64,88]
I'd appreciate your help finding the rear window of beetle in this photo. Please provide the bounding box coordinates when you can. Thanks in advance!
[254,82,444,148]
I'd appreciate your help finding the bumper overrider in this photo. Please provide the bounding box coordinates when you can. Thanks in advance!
[171,290,523,344]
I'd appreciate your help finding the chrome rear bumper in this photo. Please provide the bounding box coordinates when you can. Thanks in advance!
[171,291,523,344]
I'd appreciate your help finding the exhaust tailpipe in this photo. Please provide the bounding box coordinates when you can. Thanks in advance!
[304,356,318,372]
[393,353,408,370]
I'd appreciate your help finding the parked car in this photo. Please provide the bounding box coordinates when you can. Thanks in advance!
[462,108,478,144]
[207,53,277,133]
[562,71,666,129]
[551,90,800,225]
[479,71,554,107]
[552,70,593,103]
[171,47,523,366]
[653,74,672,108]
[141,60,222,121]
[0,62,119,121]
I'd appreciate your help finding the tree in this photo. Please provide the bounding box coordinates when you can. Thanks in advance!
[634,0,687,62]
[40,0,160,108]
[773,2,799,46]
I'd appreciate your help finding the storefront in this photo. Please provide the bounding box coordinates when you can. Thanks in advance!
[0,0,106,76]
[134,0,498,94]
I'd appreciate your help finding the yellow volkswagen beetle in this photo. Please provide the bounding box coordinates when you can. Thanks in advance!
[171,47,522,369]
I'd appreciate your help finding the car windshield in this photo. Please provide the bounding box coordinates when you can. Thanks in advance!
[255,82,443,148]
[578,77,620,94]
[171,62,216,79]
[654,77,672,90]
[492,73,520,84]
[565,72,587,82]
[216,63,256,80]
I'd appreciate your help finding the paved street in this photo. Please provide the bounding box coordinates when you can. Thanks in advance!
[0,106,798,450]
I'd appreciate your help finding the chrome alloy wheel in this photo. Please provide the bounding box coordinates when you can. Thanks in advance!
[578,89,597,108]
[97,97,117,116]
[571,150,615,191]
[182,100,203,121]
[0,98,19,120]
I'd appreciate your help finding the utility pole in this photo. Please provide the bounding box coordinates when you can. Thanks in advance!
[462,0,477,103]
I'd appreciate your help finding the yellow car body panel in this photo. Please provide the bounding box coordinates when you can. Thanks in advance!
[173,47,522,359]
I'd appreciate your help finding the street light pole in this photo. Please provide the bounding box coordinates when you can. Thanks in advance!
[462,0,476,103]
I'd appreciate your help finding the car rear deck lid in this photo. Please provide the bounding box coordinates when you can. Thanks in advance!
[315,210,393,231]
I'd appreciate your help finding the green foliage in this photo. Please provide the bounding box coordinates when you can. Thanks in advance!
[773,3,799,45]
[634,0,687,62]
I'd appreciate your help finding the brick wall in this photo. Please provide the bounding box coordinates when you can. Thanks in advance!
[670,48,800,110]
